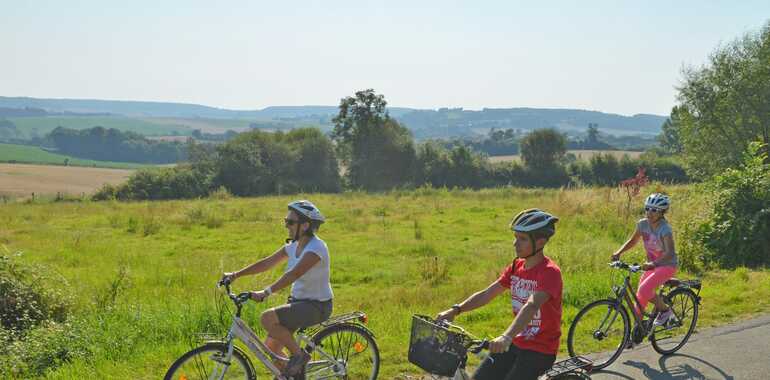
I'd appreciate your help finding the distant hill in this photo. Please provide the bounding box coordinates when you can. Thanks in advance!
[0,96,666,139]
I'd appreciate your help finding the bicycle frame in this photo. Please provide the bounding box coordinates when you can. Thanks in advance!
[221,317,346,380]
[611,272,655,333]
[212,281,354,380]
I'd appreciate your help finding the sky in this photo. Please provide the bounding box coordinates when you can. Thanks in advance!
[2,1,769,116]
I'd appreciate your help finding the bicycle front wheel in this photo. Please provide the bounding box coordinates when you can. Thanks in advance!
[651,288,699,355]
[164,342,255,380]
[567,299,630,371]
[309,323,380,380]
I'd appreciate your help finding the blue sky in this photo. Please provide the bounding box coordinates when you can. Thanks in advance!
[2,1,768,115]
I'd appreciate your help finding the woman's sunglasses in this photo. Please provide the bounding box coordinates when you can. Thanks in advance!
[645,206,662,212]
[284,218,300,226]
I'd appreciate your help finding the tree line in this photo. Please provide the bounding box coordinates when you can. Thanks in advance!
[46,126,186,164]
[94,89,688,201]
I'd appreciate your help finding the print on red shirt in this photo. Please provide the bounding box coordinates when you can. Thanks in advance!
[497,257,563,355]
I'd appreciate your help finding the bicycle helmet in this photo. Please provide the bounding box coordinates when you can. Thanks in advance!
[288,200,325,223]
[644,193,670,211]
[510,209,559,258]
[511,208,559,237]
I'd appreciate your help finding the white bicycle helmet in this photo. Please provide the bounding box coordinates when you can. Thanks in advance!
[644,193,670,211]
[288,200,325,223]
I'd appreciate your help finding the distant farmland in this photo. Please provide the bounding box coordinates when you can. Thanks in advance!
[488,149,644,163]
[7,116,191,138]
[0,163,132,197]
[0,143,146,169]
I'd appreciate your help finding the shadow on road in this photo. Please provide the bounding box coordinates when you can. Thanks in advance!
[614,353,734,379]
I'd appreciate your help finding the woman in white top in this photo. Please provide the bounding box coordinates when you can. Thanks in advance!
[222,200,333,377]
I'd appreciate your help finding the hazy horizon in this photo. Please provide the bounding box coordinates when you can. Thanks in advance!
[2,1,768,117]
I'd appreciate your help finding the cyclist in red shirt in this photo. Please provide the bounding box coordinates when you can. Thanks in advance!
[437,209,563,380]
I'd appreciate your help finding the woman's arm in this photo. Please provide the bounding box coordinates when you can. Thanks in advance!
[229,246,288,280]
[612,228,641,260]
[436,281,507,321]
[264,251,321,294]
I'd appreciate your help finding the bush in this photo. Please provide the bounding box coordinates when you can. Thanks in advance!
[690,142,770,268]
[0,254,71,334]
[0,254,84,377]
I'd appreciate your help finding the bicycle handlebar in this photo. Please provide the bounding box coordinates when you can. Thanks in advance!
[217,278,251,305]
[609,260,642,273]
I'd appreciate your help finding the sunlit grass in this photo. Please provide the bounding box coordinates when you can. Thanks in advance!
[2,185,769,379]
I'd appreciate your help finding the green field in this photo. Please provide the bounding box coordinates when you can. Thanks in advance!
[0,143,146,169]
[2,186,769,379]
[8,116,192,138]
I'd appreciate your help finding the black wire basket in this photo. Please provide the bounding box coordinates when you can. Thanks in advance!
[408,314,474,377]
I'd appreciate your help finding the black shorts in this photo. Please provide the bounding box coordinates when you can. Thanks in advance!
[473,344,556,380]
[273,297,333,332]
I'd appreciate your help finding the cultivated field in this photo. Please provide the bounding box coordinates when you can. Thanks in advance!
[3,185,769,379]
[0,163,132,197]
[489,149,644,163]
[0,143,146,169]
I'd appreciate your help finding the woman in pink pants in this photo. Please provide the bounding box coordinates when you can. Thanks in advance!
[611,193,678,327]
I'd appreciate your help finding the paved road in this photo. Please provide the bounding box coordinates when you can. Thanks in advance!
[589,314,770,379]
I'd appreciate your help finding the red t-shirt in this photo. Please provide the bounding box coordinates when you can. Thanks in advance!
[497,256,563,355]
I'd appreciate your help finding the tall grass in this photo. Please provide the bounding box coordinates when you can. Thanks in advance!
[1,185,769,379]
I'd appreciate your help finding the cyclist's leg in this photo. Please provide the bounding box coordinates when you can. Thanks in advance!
[262,308,302,355]
[471,344,517,380]
[266,299,333,374]
[503,346,555,380]
[636,267,677,315]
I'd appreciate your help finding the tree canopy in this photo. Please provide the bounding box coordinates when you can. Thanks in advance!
[675,21,770,175]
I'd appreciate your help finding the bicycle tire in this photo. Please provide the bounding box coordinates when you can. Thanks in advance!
[651,288,699,355]
[567,299,630,371]
[164,341,256,380]
[309,323,380,380]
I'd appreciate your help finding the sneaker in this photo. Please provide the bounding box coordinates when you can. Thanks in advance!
[282,350,310,377]
[653,309,675,327]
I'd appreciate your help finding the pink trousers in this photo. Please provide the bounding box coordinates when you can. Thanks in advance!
[635,266,677,316]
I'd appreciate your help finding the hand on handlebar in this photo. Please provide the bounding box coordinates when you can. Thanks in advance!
[220,272,237,286]
[489,335,512,354]
[436,308,458,322]
[249,290,269,302]
[611,253,621,261]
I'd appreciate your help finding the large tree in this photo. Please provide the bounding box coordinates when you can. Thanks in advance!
[675,21,770,175]
[519,128,567,170]
[331,89,417,190]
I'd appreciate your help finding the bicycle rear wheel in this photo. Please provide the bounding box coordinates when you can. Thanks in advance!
[309,323,380,380]
[651,288,699,355]
[567,299,630,371]
[164,342,255,380]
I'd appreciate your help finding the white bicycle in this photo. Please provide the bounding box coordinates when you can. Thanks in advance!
[164,279,380,380]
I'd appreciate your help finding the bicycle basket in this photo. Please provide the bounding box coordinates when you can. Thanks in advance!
[408,314,473,377]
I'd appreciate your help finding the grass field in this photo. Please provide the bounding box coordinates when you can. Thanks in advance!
[0,143,146,169]
[8,116,192,138]
[489,150,644,163]
[2,186,769,379]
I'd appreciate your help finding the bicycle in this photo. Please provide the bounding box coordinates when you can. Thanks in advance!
[567,261,701,371]
[408,314,593,380]
[164,279,381,380]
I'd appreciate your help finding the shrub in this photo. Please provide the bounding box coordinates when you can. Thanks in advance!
[690,142,770,268]
[0,254,71,334]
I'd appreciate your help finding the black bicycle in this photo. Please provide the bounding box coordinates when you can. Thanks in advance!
[567,261,701,371]
[409,314,593,380]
